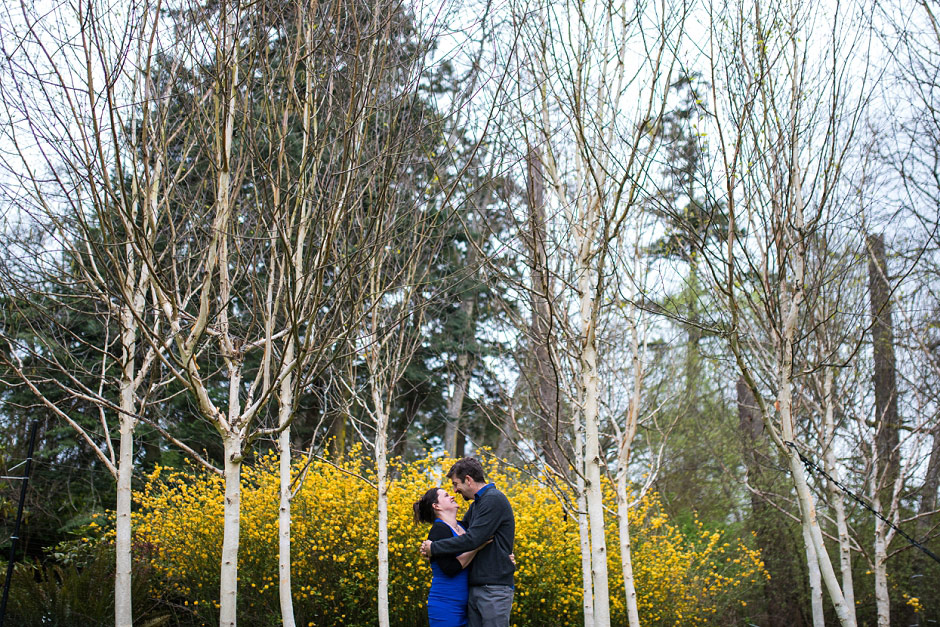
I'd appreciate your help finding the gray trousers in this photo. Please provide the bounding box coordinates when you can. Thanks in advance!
[468,584,513,627]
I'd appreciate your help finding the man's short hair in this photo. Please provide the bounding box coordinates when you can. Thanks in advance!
[447,457,486,483]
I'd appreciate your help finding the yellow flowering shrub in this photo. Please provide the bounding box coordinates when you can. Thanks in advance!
[132,448,765,626]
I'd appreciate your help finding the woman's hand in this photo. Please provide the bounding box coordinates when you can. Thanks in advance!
[509,553,516,565]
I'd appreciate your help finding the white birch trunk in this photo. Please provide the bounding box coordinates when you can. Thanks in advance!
[115,239,149,626]
[114,216,140,625]
[216,16,240,624]
[278,340,296,627]
[578,228,611,627]
[616,309,643,627]
[779,366,854,626]
[873,496,890,627]
[802,517,825,627]
[220,435,243,627]
[834,496,855,617]
[114,410,135,627]
[779,316,853,626]
[374,392,391,627]
[576,424,595,627]
[822,368,855,620]
[616,473,640,627]
[783,440,855,627]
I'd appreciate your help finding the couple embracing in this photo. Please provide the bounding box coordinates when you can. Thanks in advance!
[414,457,515,627]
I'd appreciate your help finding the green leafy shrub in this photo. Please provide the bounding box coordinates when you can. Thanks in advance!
[2,545,169,627]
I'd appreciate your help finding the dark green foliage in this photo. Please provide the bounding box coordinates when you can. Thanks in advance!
[0,289,117,560]
[2,551,165,627]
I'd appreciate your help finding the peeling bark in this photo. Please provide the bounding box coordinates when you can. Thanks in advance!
[822,368,856,622]
[278,341,296,627]
[802,514,824,627]
[577,214,611,627]
[220,436,243,627]
[573,404,595,627]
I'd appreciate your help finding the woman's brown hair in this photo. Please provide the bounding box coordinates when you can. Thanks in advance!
[413,487,441,524]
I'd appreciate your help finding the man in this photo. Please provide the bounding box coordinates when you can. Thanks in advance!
[420,457,515,627]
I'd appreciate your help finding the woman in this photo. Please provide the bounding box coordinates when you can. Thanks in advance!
[413,487,485,627]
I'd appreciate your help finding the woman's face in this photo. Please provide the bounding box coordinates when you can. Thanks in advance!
[434,488,458,517]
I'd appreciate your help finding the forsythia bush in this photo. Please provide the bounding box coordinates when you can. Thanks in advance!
[131,448,765,626]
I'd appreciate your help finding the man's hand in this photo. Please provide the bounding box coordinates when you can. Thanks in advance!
[419,540,432,559]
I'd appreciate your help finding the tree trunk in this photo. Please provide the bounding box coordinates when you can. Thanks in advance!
[526,146,564,473]
[775,139,853,625]
[868,233,899,627]
[373,392,391,627]
[617,472,640,627]
[780,394,855,627]
[577,221,611,627]
[278,341,296,627]
[873,505,890,627]
[616,315,643,627]
[737,378,806,627]
[445,355,471,457]
[115,317,135,627]
[329,360,353,459]
[114,412,135,627]
[578,480,595,627]
[822,367,856,621]
[575,418,595,627]
[328,383,349,460]
[802,515,824,627]
[389,387,420,461]
[776,289,853,626]
[868,233,900,501]
[115,259,146,627]
[786,444,855,627]
[220,435,243,627]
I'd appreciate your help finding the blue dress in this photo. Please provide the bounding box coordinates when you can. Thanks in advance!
[427,520,469,627]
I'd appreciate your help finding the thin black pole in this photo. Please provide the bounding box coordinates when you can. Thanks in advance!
[0,421,39,627]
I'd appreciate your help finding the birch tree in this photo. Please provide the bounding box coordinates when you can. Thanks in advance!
[699,0,876,622]
[138,1,449,623]
[1,1,437,625]
[0,1,201,623]
[505,0,687,623]
[342,113,479,627]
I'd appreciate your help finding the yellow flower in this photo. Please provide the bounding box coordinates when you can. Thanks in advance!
[127,446,765,626]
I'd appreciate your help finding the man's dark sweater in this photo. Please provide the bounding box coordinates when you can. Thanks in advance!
[429,483,515,587]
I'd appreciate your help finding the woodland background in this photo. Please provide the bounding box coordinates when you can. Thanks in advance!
[0,0,938,625]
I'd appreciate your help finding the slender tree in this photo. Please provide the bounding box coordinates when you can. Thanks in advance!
[699,0,876,622]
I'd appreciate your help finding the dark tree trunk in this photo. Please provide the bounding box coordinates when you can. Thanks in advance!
[526,145,564,474]
[919,427,940,538]
[328,378,351,460]
[390,388,422,461]
[868,233,901,503]
[445,324,474,457]
[329,411,346,459]
[738,377,807,627]
[913,422,940,616]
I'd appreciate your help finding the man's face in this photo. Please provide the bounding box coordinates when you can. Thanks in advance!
[451,476,474,500]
